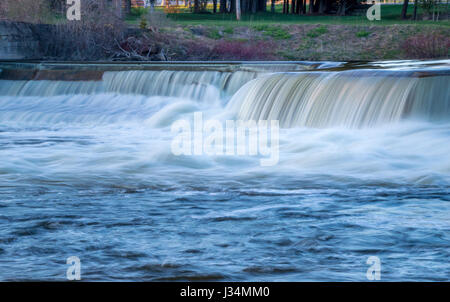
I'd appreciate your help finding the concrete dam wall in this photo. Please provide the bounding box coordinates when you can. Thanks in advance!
[0,21,41,60]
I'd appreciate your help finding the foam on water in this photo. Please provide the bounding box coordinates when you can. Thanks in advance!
[0,71,449,186]
[0,63,449,281]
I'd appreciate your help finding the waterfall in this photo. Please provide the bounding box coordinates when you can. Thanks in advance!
[0,66,448,129]
[102,70,258,100]
[231,70,450,128]
[0,70,259,100]
[0,80,103,96]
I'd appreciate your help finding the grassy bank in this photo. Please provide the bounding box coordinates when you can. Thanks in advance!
[120,4,449,61]
[153,22,449,61]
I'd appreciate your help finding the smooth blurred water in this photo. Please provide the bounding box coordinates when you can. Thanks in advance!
[0,62,449,281]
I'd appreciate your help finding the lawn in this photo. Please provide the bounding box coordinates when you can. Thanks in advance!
[127,4,450,27]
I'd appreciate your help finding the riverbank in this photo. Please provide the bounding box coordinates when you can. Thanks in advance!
[0,17,448,61]
[126,4,450,61]
[150,23,449,61]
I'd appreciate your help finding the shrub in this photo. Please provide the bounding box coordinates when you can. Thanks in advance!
[139,15,148,30]
[182,40,213,60]
[356,30,370,38]
[211,40,276,60]
[402,32,450,59]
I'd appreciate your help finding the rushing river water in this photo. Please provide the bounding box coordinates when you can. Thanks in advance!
[0,61,449,281]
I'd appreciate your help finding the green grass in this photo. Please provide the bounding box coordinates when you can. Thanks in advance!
[356,30,370,38]
[206,28,222,39]
[253,24,291,39]
[223,26,234,34]
[158,4,449,27]
[307,25,328,38]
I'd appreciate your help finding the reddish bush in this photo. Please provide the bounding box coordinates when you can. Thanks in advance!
[182,40,213,60]
[402,32,450,59]
[211,40,276,61]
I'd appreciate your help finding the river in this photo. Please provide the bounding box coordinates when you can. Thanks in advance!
[0,60,448,281]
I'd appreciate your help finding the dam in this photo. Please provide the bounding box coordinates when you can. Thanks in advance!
[0,60,449,281]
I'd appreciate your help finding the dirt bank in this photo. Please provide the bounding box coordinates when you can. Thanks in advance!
[154,24,449,61]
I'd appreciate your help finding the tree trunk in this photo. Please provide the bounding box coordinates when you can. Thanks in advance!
[220,0,227,12]
[261,0,267,12]
[309,0,314,14]
[401,0,409,19]
[296,0,302,14]
[339,0,346,16]
[271,0,276,12]
[413,0,418,20]
[213,0,217,13]
[252,0,257,13]
[194,0,200,12]
[291,0,296,13]
[318,0,325,14]
[236,0,241,20]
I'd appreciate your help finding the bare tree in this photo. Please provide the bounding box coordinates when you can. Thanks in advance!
[413,0,418,20]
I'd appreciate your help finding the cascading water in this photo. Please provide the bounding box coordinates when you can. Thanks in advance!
[0,70,259,99]
[230,70,450,128]
[0,62,449,281]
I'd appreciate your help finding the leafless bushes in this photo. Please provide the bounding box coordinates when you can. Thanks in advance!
[0,0,50,23]
[113,35,167,61]
[402,31,450,59]
[41,1,126,60]
[211,40,276,60]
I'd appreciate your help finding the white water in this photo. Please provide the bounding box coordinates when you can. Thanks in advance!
[0,70,259,100]
[0,67,449,186]
[230,70,450,128]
